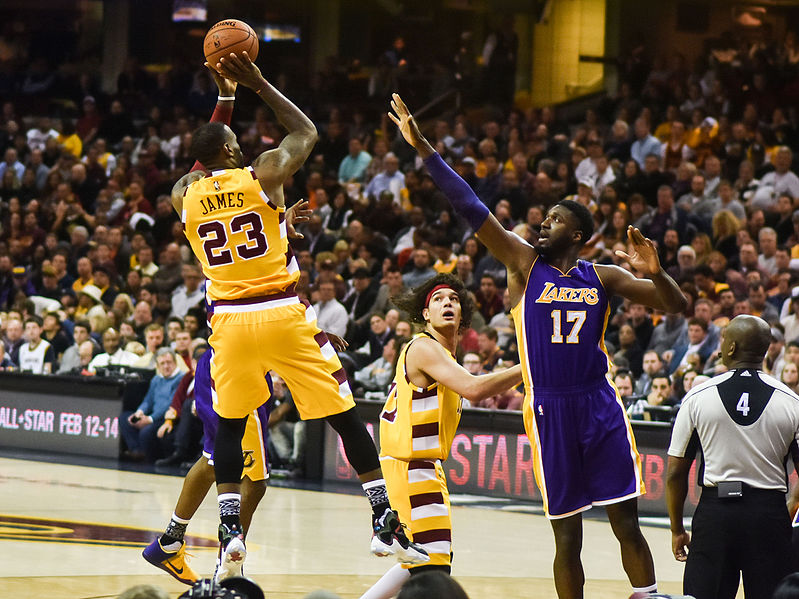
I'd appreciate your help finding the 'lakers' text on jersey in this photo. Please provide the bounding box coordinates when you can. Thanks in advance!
[511,258,610,390]
[182,166,299,301]
[379,333,463,462]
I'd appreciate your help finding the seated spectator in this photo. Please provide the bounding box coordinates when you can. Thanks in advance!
[2,318,23,366]
[402,248,437,290]
[477,326,504,372]
[134,322,165,370]
[66,340,96,375]
[782,361,799,394]
[42,311,71,361]
[170,263,204,319]
[782,287,799,343]
[268,372,305,474]
[613,324,644,378]
[313,280,348,339]
[154,344,208,468]
[58,320,98,373]
[613,370,635,401]
[748,282,780,323]
[173,329,193,374]
[473,274,503,322]
[120,348,183,462]
[0,339,15,370]
[18,315,56,374]
[354,335,404,398]
[629,372,677,421]
[87,327,138,373]
[669,317,716,373]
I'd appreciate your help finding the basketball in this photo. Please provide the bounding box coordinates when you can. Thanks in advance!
[203,19,259,68]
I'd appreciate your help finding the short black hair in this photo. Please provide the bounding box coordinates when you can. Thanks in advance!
[189,122,228,166]
[392,272,473,332]
[556,200,594,244]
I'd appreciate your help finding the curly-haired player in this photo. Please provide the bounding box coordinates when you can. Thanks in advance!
[361,273,523,599]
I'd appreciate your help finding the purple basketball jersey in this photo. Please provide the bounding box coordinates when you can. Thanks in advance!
[518,258,611,390]
[195,349,272,458]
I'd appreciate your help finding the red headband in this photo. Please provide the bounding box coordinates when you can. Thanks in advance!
[425,284,454,308]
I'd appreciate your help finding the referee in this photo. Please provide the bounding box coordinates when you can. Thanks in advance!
[666,314,799,599]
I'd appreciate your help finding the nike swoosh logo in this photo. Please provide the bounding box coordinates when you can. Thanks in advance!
[164,562,184,575]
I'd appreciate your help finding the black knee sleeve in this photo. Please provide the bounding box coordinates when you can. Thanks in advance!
[213,416,247,485]
[325,407,380,475]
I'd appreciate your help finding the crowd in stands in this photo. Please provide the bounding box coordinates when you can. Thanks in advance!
[1,23,799,464]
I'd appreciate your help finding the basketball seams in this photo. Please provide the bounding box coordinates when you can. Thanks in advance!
[204,21,258,63]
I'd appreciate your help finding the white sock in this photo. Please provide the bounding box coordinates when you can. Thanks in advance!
[630,582,657,598]
[359,563,410,599]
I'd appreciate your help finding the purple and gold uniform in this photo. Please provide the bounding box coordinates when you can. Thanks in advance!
[182,166,354,421]
[194,349,271,482]
[379,332,463,568]
[510,258,644,518]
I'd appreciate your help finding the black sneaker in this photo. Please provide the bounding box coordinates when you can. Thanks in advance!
[215,523,246,582]
[370,508,429,564]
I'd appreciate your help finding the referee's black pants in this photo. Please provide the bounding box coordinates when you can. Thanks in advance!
[684,486,792,599]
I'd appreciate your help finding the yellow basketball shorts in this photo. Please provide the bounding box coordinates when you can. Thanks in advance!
[380,456,452,569]
[208,295,355,420]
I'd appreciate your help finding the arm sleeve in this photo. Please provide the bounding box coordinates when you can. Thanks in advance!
[189,102,234,173]
[423,153,490,231]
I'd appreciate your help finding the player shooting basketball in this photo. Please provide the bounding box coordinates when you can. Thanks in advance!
[171,55,426,581]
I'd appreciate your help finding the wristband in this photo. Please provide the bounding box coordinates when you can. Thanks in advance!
[217,96,235,101]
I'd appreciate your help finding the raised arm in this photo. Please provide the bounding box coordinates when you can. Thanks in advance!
[407,337,522,402]
[172,66,238,216]
[388,94,535,282]
[215,52,317,194]
[596,226,687,313]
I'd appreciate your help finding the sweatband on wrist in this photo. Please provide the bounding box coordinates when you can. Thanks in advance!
[423,152,489,232]
[217,96,235,101]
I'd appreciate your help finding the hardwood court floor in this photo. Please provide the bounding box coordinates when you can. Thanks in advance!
[0,455,700,598]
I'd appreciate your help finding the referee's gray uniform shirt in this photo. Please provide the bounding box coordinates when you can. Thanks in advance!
[669,369,799,490]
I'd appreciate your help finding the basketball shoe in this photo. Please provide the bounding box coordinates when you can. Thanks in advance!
[215,523,247,582]
[142,538,199,585]
[370,508,429,564]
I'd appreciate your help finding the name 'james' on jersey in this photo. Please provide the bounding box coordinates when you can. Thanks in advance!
[510,258,611,390]
[182,166,299,301]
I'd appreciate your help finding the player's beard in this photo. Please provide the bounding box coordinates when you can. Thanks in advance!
[233,147,245,167]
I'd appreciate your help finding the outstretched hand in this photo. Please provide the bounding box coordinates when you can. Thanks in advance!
[285,199,312,239]
[205,62,237,97]
[388,93,430,153]
[214,51,266,91]
[615,226,661,276]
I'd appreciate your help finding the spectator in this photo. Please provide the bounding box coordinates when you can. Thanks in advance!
[120,348,183,462]
[0,339,15,370]
[268,372,305,473]
[354,335,404,397]
[614,370,635,400]
[151,242,183,295]
[313,281,348,339]
[2,318,23,366]
[41,312,71,360]
[477,326,504,372]
[473,274,503,322]
[338,137,371,184]
[748,282,780,323]
[343,267,379,323]
[757,227,779,276]
[402,248,436,290]
[630,118,661,168]
[364,152,404,205]
[18,315,55,374]
[170,264,204,319]
[755,146,799,208]
[669,317,717,373]
[134,322,166,370]
[58,320,97,373]
[87,327,138,373]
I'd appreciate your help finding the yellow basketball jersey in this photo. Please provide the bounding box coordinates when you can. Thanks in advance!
[379,333,463,461]
[182,166,299,301]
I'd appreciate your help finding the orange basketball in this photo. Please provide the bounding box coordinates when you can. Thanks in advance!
[204,19,259,68]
